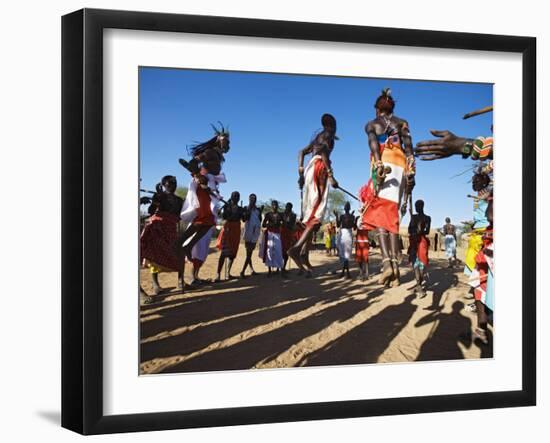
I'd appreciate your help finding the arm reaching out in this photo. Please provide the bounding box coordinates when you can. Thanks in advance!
[415,129,473,161]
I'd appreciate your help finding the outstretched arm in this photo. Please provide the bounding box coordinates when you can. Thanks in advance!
[415,130,474,161]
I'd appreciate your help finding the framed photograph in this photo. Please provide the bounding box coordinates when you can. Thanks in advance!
[62,8,536,435]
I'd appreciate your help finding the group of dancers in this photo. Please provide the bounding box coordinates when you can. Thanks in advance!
[140,88,494,344]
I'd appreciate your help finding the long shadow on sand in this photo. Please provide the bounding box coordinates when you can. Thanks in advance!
[414,301,476,361]
[296,293,417,367]
[160,287,384,373]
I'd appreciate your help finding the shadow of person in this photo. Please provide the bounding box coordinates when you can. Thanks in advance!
[425,264,460,310]
[298,293,418,367]
[414,301,475,361]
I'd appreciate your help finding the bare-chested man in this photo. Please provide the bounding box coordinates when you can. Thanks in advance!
[408,200,431,297]
[281,202,297,276]
[215,191,245,281]
[240,193,262,278]
[177,123,230,292]
[288,113,340,278]
[334,202,355,279]
[359,89,416,287]
[441,217,457,268]
[260,200,284,276]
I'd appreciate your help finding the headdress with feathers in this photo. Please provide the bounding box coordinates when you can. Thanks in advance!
[187,122,230,157]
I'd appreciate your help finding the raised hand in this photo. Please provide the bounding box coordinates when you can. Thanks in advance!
[415,129,470,160]
[155,183,163,194]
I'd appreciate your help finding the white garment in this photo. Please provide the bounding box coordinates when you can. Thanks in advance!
[180,172,226,224]
[242,207,261,244]
[302,155,330,226]
[337,228,353,261]
[258,230,284,268]
[190,226,214,264]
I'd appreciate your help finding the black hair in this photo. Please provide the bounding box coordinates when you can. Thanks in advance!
[161,175,176,186]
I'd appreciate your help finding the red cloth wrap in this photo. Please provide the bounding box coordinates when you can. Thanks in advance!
[216,220,241,258]
[194,185,215,226]
[408,234,430,267]
[355,229,370,263]
[140,211,180,271]
[281,226,295,258]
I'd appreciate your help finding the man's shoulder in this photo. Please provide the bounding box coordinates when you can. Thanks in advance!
[365,119,383,133]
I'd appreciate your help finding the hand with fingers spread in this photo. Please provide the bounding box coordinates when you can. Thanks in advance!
[415,129,472,161]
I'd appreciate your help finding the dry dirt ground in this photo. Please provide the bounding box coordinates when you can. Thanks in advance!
[139,242,493,374]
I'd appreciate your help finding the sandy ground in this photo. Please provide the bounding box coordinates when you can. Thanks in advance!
[139,242,493,374]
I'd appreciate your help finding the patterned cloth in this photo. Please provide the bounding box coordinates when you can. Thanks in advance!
[302,155,330,228]
[469,229,494,311]
[140,211,180,272]
[360,133,410,234]
[444,234,457,258]
[471,136,493,160]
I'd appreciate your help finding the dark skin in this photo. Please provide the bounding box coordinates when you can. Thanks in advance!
[334,202,355,278]
[215,191,245,281]
[282,203,297,273]
[354,216,370,281]
[366,107,415,287]
[262,201,284,276]
[414,129,473,161]
[288,116,339,277]
[471,172,493,340]
[140,177,184,303]
[176,131,230,291]
[408,200,431,296]
[240,194,263,278]
[442,218,457,266]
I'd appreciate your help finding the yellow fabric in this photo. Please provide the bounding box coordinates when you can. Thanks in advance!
[324,232,331,249]
[465,229,485,272]
[143,259,171,274]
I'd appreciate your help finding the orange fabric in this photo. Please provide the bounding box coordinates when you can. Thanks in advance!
[355,229,370,263]
[216,220,241,258]
[361,197,399,234]
[194,186,215,226]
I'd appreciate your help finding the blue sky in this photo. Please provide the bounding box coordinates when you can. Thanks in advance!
[139,67,492,228]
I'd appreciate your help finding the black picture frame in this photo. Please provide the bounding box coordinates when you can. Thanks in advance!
[62,8,536,435]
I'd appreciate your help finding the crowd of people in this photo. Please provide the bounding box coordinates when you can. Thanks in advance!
[139,89,494,344]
